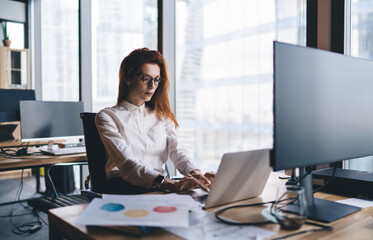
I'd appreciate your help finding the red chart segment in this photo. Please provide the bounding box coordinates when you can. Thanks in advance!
[153,206,177,213]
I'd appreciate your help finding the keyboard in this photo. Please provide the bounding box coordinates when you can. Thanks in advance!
[40,147,86,156]
[185,188,209,205]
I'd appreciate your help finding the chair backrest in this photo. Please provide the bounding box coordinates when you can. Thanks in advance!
[80,112,110,193]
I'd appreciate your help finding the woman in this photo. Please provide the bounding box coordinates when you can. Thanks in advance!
[95,48,215,194]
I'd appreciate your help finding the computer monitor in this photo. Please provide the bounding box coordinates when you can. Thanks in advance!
[0,89,36,141]
[19,101,84,143]
[271,41,373,222]
[0,89,36,122]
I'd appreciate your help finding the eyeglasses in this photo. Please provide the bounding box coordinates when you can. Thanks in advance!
[136,73,164,86]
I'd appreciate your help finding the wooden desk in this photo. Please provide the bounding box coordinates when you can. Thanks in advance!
[0,139,85,171]
[0,153,87,172]
[0,139,67,179]
[48,173,373,240]
[0,153,87,203]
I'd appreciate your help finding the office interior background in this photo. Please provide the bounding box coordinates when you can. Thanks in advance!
[1,0,373,174]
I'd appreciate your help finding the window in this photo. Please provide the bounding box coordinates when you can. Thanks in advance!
[6,22,25,49]
[175,0,306,171]
[348,0,373,171]
[91,0,158,112]
[350,0,373,59]
[41,0,79,101]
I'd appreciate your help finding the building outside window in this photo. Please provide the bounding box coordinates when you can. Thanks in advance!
[41,0,79,101]
[348,0,373,172]
[175,0,306,171]
[91,0,158,112]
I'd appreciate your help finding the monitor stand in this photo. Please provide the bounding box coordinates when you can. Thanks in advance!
[299,167,361,223]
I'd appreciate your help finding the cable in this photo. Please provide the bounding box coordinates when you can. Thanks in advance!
[215,200,333,239]
[6,169,43,235]
[271,221,332,240]
[215,201,276,225]
[298,169,312,182]
[0,142,30,157]
[313,166,337,193]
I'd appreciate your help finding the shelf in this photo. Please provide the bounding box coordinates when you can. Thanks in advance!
[0,47,30,89]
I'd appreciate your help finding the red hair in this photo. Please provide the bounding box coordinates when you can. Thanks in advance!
[117,48,178,127]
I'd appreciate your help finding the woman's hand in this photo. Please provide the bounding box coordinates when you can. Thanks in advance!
[203,171,216,183]
[161,174,210,193]
[190,169,216,187]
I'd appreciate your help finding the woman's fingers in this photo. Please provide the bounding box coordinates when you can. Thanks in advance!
[191,173,211,185]
[175,176,210,192]
[204,171,216,182]
[191,177,210,192]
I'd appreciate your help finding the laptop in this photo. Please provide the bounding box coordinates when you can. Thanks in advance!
[40,146,86,156]
[189,148,272,209]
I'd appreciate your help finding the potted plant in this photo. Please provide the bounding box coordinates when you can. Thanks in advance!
[1,22,11,47]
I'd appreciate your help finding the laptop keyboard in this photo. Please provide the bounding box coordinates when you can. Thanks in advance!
[194,193,209,204]
[41,147,86,156]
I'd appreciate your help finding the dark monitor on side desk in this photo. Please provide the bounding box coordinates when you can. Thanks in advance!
[20,100,84,194]
[20,101,84,144]
[271,41,373,222]
[0,89,36,141]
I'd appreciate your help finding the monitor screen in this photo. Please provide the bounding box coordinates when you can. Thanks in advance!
[20,101,84,141]
[270,41,368,223]
[271,41,373,171]
[0,89,36,122]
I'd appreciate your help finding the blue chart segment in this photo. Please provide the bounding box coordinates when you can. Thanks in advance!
[100,203,125,212]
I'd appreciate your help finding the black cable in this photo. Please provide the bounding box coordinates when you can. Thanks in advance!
[6,169,43,235]
[313,166,337,193]
[215,201,276,225]
[298,169,312,182]
[271,221,332,240]
[215,198,333,239]
[0,142,30,157]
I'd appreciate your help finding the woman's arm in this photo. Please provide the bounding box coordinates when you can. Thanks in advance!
[165,119,197,175]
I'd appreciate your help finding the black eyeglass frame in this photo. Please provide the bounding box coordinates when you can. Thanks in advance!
[135,73,164,86]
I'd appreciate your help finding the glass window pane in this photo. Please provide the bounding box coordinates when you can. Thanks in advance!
[41,0,79,101]
[351,0,373,60]
[176,0,306,171]
[349,0,373,171]
[91,0,158,112]
[6,22,25,49]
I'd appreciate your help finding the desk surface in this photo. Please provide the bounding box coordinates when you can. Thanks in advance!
[0,153,87,171]
[0,139,86,171]
[0,139,65,148]
[48,172,373,240]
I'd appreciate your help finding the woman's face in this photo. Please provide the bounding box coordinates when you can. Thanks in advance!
[125,63,161,106]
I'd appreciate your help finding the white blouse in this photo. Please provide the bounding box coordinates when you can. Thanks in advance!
[95,100,197,188]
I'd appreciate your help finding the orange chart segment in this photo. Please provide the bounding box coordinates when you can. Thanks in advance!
[124,209,149,218]
[153,206,177,213]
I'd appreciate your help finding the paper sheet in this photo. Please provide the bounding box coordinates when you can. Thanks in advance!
[164,209,276,240]
[75,195,191,227]
[103,193,201,210]
[336,198,373,208]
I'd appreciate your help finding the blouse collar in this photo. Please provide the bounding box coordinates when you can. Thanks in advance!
[119,100,145,115]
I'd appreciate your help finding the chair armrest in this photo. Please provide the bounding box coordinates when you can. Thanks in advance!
[81,189,102,199]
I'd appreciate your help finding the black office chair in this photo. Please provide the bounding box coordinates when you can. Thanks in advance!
[80,112,111,194]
